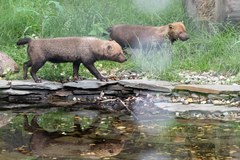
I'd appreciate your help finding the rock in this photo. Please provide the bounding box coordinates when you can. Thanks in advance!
[182,99,189,105]
[178,70,236,85]
[208,94,221,100]
[0,51,19,76]
[175,84,240,94]
[8,95,46,103]
[0,80,11,89]
[0,89,35,95]
[191,93,199,98]
[201,101,207,104]
[64,80,117,89]
[154,102,240,113]
[119,79,175,93]
[73,90,102,95]
[177,91,190,96]
[212,100,224,105]
[11,80,63,90]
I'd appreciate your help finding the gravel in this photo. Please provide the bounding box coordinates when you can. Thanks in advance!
[178,70,237,85]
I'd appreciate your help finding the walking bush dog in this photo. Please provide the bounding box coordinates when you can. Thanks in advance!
[106,22,189,49]
[16,37,127,83]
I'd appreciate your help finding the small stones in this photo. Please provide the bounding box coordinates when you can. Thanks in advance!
[200,101,207,104]
[171,91,240,107]
[73,97,77,101]
[212,100,225,105]
[181,99,189,105]
[179,70,235,85]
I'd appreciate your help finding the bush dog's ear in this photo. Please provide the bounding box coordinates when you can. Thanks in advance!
[107,44,113,50]
[169,24,174,29]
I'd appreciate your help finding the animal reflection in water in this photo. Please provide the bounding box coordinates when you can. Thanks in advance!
[22,115,125,159]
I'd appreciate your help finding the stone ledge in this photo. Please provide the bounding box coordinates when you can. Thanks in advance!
[0,79,239,106]
[175,84,240,94]
[155,102,240,121]
[10,80,63,90]
[155,103,240,112]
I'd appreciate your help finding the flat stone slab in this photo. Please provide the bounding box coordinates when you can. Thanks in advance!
[0,89,33,95]
[0,80,10,89]
[155,102,240,112]
[119,80,175,92]
[10,80,63,90]
[63,80,118,89]
[174,84,240,94]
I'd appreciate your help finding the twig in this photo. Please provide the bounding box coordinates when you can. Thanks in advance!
[116,98,138,120]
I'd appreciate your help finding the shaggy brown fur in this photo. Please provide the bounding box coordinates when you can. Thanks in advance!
[16,37,126,83]
[107,22,189,49]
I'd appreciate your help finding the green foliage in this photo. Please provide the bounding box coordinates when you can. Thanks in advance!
[0,0,240,82]
[171,23,240,75]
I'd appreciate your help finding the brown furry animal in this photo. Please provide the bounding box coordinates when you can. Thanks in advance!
[16,37,126,83]
[107,22,189,49]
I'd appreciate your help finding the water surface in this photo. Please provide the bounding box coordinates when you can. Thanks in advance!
[0,104,239,160]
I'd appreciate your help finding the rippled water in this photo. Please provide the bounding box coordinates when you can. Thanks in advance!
[0,105,240,160]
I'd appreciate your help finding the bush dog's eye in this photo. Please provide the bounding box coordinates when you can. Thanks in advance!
[114,53,121,58]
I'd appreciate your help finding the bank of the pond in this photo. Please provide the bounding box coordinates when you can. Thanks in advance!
[0,79,239,108]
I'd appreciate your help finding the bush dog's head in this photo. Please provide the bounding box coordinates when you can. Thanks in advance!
[103,40,127,63]
[168,22,189,42]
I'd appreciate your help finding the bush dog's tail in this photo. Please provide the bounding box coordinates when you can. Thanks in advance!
[16,37,31,46]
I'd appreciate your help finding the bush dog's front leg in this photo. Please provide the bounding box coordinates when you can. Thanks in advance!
[84,63,108,81]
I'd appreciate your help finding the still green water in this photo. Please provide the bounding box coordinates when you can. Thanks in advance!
[0,106,239,160]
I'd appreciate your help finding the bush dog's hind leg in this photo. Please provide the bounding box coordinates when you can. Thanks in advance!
[73,61,81,80]
[23,60,32,80]
[30,61,46,83]
[83,63,107,81]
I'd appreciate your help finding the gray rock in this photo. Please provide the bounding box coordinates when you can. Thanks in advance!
[0,89,32,95]
[119,79,175,93]
[176,91,190,96]
[8,95,46,103]
[0,103,39,109]
[64,80,117,89]
[155,102,240,113]
[0,51,19,76]
[175,84,240,94]
[73,90,102,95]
[191,93,199,98]
[11,80,63,90]
[0,80,10,89]
[212,100,224,105]
[107,84,126,91]
[207,94,221,100]
[133,89,170,96]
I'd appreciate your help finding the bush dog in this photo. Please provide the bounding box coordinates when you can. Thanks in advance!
[107,22,189,49]
[16,37,126,83]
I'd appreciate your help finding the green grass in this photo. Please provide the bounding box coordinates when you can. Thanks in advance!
[0,0,240,82]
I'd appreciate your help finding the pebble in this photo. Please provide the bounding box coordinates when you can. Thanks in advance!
[111,69,237,85]
[179,70,237,85]
[212,100,224,105]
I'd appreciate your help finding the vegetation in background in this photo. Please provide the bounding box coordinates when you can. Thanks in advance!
[0,0,239,82]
